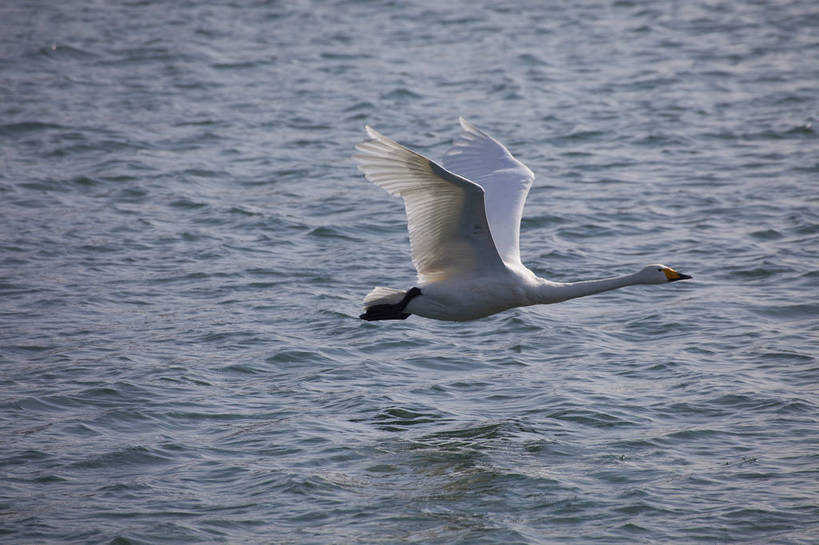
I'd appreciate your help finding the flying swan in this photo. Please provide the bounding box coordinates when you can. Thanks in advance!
[354,117,690,322]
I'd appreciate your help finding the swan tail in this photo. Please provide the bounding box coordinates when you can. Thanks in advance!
[363,287,406,307]
[360,287,422,321]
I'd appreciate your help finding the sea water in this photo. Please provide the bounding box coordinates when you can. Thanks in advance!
[1,1,817,543]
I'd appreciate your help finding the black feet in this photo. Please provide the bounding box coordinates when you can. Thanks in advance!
[359,306,411,321]
[360,287,422,321]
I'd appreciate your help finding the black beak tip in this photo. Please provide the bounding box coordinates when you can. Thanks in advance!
[675,273,692,281]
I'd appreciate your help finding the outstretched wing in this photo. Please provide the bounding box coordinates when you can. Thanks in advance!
[354,126,507,284]
[442,117,535,267]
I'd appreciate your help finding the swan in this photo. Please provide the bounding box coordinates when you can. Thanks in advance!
[354,117,691,322]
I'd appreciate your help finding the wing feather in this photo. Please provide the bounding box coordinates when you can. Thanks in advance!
[442,117,535,266]
[354,126,506,283]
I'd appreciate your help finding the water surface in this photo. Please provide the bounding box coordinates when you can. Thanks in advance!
[1,1,818,543]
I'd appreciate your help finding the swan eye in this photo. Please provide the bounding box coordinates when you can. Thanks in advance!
[657,268,662,272]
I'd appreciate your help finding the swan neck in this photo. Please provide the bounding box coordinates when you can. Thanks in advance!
[534,273,640,304]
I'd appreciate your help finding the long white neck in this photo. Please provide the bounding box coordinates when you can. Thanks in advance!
[531,272,642,305]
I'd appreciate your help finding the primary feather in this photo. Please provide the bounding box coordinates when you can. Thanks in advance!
[442,117,534,267]
[353,126,506,284]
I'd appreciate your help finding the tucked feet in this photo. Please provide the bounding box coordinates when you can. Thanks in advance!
[360,287,422,321]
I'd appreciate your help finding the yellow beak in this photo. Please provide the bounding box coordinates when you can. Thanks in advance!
[663,267,692,282]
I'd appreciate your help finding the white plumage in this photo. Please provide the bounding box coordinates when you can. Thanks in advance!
[354,118,690,322]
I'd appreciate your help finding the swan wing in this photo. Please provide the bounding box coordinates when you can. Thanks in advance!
[442,117,535,267]
[354,126,507,283]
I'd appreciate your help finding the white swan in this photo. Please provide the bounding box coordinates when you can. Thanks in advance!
[354,117,690,322]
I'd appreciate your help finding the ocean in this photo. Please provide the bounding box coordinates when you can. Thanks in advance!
[1,0,817,543]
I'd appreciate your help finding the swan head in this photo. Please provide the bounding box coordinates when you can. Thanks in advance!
[638,264,692,284]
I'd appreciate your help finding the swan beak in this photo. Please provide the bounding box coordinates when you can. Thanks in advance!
[664,267,692,282]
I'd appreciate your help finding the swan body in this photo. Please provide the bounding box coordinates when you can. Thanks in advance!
[354,118,690,322]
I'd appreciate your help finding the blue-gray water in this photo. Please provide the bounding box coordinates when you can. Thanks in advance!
[2,1,818,543]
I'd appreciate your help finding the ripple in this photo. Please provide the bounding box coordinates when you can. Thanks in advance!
[381,87,422,101]
[372,407,442,430]
[545,408,640,429]
[0,121,65,135]
[68,446,173,470]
